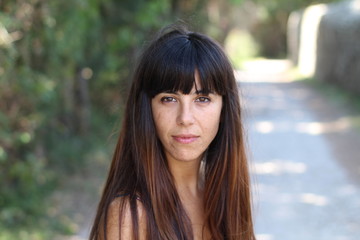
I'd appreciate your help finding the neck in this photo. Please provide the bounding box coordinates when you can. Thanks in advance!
[168,158,204,198]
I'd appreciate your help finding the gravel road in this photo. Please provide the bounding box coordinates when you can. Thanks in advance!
[239,60,360,240]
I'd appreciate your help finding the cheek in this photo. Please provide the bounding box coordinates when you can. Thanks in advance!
[151,102,162,127]
[214,105,223,130]
[152,110,170,138]
[204,108,222,136]
[213,103,223,122]
[210,118,221,135]
[152,112,163,132]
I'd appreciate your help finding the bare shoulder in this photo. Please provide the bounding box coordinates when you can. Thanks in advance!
[106,196,147,240]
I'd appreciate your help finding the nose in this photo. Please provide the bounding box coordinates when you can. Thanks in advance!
[176,102,195,126]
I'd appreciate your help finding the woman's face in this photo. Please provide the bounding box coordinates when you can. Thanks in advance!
[151,73,223,164]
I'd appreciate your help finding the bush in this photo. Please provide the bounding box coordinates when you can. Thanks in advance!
[224,29,259,69]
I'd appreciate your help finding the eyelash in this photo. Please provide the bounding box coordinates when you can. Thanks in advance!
[195,97,210,102]
[160,96,176,102]
[160,96,211,103]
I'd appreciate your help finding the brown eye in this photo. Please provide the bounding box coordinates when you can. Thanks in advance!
[160,96,176,102]
[195,96,210,102]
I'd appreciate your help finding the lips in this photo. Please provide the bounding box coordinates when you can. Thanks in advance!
[172,134,199,144]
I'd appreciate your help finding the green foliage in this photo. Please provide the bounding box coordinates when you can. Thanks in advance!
[224,29,259,69]
[254,0,341,14]
[251,0,341,58]
[0,0,171,238]
[0,229,51,240]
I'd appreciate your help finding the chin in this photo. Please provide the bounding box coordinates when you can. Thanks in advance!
[175,154,202,162]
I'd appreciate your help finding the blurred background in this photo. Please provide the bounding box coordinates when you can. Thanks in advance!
[1,0,360,239]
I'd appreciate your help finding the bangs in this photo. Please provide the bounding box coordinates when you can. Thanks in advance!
[142,33,228,97]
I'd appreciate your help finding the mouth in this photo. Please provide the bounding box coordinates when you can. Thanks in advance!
[172,134,199,144]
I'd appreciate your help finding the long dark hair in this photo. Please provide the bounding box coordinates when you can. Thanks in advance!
[90,25,255,240]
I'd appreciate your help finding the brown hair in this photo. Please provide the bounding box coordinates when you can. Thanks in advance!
[90,25,256,240]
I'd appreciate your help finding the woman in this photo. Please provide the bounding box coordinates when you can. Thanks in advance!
[90,25,256,240]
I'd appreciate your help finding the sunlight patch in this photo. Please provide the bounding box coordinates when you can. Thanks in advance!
[253,160,307,175]
[296,118,351,135]
[255,121,274,134]
[300,193,329,206]
[256,234,274,240]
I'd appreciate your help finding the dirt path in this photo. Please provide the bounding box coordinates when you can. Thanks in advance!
[238,60,360,240]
